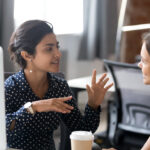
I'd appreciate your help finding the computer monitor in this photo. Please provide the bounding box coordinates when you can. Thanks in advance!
[0,47,7,150]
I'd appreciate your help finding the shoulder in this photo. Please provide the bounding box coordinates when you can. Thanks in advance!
[49,73,73,98]
[50,73,69,90]
[4,71,22,92]
[49,72,67,84]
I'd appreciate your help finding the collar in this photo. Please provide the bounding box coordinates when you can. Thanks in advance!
[13,70,63,93]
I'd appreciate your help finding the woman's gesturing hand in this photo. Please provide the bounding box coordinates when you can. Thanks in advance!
[86,69,113,109]
[32,96,74,113]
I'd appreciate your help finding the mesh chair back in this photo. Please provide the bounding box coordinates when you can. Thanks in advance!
[104,60,150,135]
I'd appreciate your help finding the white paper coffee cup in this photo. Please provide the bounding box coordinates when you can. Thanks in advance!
[70,131,94,150]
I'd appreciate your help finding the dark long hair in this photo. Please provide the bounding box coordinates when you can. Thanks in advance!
[8,20,53,68]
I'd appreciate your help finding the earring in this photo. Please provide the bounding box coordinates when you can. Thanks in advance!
[29,70,32,73]
[29,59,32,73]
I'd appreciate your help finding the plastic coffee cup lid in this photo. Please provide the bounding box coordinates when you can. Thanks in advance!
[70,131,94,141]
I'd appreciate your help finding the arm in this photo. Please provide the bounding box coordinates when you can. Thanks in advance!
[5,92,35,140]
[60,79,101,133]
[61,70,113,133]
[141,137,150,150]
[61,96,101,133]
[6,89,73,142]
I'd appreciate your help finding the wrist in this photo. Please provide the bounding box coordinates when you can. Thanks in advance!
[24,102,36,115]
[31,101,37,113]
[88,102,99,110]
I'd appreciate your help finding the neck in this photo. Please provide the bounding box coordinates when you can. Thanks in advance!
[24,69,48,90]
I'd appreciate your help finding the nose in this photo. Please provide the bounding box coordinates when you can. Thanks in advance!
[55,49,61,59]
[138,61,142,69]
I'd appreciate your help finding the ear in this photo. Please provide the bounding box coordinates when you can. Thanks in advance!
[21,51,33,61]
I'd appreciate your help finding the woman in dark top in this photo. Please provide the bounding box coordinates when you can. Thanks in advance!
[5,20,113,150]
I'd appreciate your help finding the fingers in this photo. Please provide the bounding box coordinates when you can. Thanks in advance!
[33,96,74,113]
[92,69,96,86]
[54,96,74,113]
[97,73,113,90]
[57,96,72,101]
[61,102,74,111]
[91,70,110,87]
[101,77,109,86]
[51,102,73,114]
[55,103,72,113]
[104,83,113,91]
[90,71,114,91]
[86,84,93,101]
[86,84,92,94]
[97,73,107,84]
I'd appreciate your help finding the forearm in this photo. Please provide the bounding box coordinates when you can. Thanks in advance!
[6,106,34,134]
[83,104,101,132]
[62,103,101,133]
[141,137,150,150]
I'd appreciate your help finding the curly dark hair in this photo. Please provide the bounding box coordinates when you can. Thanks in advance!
[142,31,150,55]
[8,20,53,68]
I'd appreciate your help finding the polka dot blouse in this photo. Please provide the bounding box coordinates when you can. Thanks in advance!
[5,70,101,150]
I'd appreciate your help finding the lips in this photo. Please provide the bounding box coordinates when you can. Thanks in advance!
[51,60,59,64]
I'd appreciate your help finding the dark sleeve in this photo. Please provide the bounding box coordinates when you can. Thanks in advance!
[61,81,101,133]
[5,91,34,140]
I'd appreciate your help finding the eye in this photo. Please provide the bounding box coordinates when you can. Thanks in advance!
[46,47,53,51]
[141,58,145,63]
[57,44,60,49]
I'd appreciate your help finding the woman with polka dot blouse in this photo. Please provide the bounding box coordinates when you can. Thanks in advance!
[5,20,113,150]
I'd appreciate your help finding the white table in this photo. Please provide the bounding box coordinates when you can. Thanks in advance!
[68,73,115,93]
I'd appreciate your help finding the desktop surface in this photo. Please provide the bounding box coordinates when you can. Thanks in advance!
[68,73,114,92]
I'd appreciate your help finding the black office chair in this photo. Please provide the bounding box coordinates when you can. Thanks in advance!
[95,60,150,150]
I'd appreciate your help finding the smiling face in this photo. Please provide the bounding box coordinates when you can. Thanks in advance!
[138,42,150,84]
[30,33,61,73]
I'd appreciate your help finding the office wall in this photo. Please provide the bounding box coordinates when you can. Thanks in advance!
[2,0,119,79]
[57,34,104,80]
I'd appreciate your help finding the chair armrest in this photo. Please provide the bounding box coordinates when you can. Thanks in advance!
[107,100,118,146]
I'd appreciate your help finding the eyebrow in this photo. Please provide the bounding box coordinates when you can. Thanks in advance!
[45,42,59,47]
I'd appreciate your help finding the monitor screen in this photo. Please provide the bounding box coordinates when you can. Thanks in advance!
[0,47,7,150]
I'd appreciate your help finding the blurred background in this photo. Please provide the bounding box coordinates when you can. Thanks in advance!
[0,0,120,80]
[1,0,150,79]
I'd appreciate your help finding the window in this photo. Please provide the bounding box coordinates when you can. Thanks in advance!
[14,0,83,34]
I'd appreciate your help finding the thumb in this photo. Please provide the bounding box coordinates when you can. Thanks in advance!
[86,84,92,96]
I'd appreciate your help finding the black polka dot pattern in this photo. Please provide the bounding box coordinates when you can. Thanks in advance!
[5,70,101,150]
